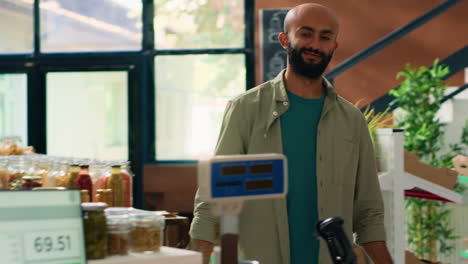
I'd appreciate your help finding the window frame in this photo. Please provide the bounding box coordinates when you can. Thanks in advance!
[0,0,255,208]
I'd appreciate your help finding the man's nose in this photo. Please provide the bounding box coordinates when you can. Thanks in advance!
[306,36,321,50]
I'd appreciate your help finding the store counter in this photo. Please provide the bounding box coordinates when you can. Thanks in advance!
[88,246,202,264]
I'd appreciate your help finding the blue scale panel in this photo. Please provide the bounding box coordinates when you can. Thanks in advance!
[211,159,285,198]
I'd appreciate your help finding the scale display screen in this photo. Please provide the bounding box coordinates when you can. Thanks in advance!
[0,190,86,264]
[211,158,285,198]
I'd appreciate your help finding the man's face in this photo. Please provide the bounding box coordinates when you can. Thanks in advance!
[281,11,339,79]
[287,41,334,80]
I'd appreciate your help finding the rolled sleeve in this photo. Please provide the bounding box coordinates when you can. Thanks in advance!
[353,114,386,244]
[189,190,217,243]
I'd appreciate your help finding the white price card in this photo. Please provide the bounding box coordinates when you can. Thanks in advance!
[24,229,81,261]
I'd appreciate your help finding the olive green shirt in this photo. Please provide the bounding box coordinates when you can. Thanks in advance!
[189,70,386,264]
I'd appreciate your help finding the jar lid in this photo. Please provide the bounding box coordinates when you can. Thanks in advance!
[22,175,41,181]
[81,202,107,211]
[96,189,112,194]
[32,187,66,191]
[105,207,131,216]
[131,210,165,225]
[107,214,130,225]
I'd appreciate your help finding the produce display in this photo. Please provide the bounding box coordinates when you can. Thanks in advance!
[0,136,170,262]
[0,154,134,209]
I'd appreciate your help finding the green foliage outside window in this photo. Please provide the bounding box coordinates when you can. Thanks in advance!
[390,59,468,261]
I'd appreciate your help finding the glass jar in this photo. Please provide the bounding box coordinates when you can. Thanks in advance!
[66,164,80,188]
[81,189,90,203]
[108,165,125,207]
[120,161,134,207]
[51,160,70,188]
[36,156,52,187]
[92,163,110,201]
[96,189,113,207]
[0,157,8,188]
[6,156,29,189]
[21,175,42,188]
[130,211,164,253]
[82,202,108,260]
[107,214,130,256]
[77,165,93,201]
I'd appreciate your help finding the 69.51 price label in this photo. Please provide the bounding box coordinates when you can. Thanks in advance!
[24,230,81,261]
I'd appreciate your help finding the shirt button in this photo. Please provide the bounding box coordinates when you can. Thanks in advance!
[273,111,278,117]
[320,181,323,187]
[319,155,323,161]
[263,133,267,139]
[283,101,289,106]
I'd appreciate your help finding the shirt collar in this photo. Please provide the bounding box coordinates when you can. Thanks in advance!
[271,69,338,102]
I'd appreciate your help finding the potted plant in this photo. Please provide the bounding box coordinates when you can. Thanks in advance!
[389,59,467,261]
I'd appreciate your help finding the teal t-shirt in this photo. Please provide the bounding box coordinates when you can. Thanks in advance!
[280,90,325,264]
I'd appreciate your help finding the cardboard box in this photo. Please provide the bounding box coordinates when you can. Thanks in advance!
[404,151,458,190]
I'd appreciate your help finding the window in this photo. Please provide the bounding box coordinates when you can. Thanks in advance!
[155,54,245,160]
[155,0,244,49]
[0,0,34,54]
[46,71,128,159]
[154,0,249,160]
[40,0,142,52]
[0,74,27,143]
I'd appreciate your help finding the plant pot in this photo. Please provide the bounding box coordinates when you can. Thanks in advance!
[404,150,458,190]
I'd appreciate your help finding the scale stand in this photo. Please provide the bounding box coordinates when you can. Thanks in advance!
[211,203,259,264]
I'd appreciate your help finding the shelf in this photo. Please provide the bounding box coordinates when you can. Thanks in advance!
[404,172,462,203]
[88,247,202,264]
[378,171,392,191]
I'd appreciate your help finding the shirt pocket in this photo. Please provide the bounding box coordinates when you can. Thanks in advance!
[331,136,358,186]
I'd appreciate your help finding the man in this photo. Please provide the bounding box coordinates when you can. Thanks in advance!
[189,3,393,264]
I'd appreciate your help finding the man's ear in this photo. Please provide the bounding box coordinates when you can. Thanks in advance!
[334,42,339,51]
[278,32,289,50]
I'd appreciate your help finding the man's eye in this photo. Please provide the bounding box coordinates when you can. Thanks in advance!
[321,36,331,40]
[301,32,312,38]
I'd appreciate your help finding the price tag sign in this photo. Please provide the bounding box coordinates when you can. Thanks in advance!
[1,190,86,264]
[24,230,82,261]
[24,229,81,261]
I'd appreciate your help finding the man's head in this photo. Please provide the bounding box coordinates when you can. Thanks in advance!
[279,4,339,80]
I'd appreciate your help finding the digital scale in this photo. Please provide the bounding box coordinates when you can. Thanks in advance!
[198,153,287,264]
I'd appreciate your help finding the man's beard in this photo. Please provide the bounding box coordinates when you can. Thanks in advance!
[287,43,333,80]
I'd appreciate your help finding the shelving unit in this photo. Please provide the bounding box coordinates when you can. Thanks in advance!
[376,128,463,264]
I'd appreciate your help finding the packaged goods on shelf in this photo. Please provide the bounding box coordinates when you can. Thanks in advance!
[107,214,130,256]
[82,202,108,260]
[0,154,134,208]
[129,211,165,253]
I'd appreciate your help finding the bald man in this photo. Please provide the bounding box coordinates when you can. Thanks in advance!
[189,3,393,264]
